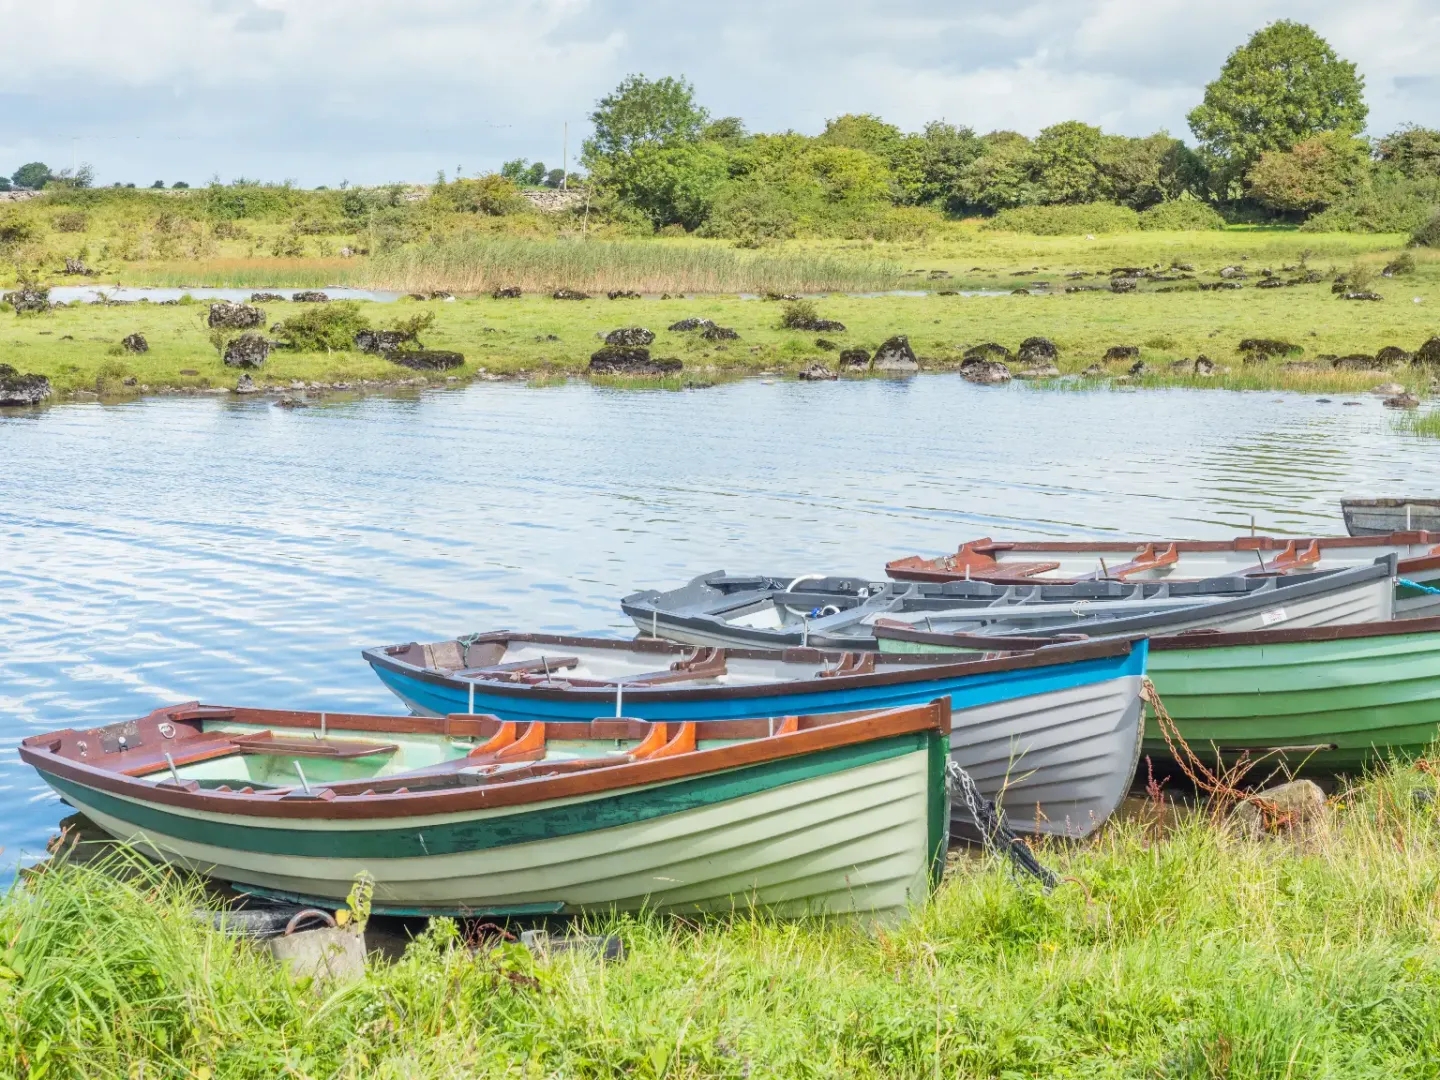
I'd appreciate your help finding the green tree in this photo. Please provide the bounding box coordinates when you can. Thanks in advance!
[12,162,52,189]
[908,122,983,210]
[1032,121,1105,203]
[1376,126,1440,179]
[956,132,1039,212]
[1245,131,1370,212]
[584,75,708,161]
[602,141,731,229]
[1188,21,1367,191]
[1098,133,1205,208]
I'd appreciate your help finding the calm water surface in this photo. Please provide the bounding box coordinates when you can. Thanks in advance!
[2,377,1437,871]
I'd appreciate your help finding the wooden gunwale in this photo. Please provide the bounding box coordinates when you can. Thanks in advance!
[362,635,1142,703]
[19,699,951,822]
[886,532,1440,582]
[874,616,1440,652]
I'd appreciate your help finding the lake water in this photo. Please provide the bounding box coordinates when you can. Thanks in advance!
[2,377,1437,873]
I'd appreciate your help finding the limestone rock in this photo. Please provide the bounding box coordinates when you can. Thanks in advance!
[121,333,149,354]
[960,358,1011,384]
[1194,356,1215,376]
[492,286,523,299]
[1239,338,1300,361]
[1333,354,1383,370]
[355,329,414,355]
[224,333,271,369]
[589,345,682,376]
[1371,382,1405,396]
[1129,359,1148,376]
[605,327,655,348]
[1109,277,1137,293]
[292,291,330,303]
[0,363,51,405]
[1385,392,1421,409]
[1340,291,1383,301]
[552,288,589,301]
[668,317,714,332]
[1414,338,1440,367]
[3,286,50,313]
[251,292,287,303]
[700,325,739,341]
[1104,345,1139,363]
[208,301,265,330]
[838,348,871,369]
[63,257,91,276]
[606,290,641,300]
[1017,336,1058,364]
[391,350,465,371]
[1219,265,1246,279]
[234,374,259,394]
[1229,779,1327,839]
[1376,345,1412,367]
[872,335,918,371]
[963,342,1012,363]
[797,363,837,381]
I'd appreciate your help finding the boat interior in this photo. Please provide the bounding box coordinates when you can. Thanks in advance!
[24,701,934,799]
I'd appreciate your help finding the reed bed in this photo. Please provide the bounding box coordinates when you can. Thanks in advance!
[6,762,1440,1078]
[119,259,369,289]
[1398,409,1440,439]
[366,237,904,296]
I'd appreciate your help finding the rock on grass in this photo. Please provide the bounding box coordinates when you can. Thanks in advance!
[209,301,264,330]
[872,335,918,372]
[605,328,655,348]
[121,333,148,354]
[0,363,51,405]
[224,333,271,369]
[391,350,465,371]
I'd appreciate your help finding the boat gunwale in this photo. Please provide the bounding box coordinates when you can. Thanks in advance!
[19,699,951,821]
[362,633,1144,702]
[873,615,1440,653]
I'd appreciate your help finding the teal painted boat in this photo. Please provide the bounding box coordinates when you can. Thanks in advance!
[874,617,1440,772]
[20,699,952,922]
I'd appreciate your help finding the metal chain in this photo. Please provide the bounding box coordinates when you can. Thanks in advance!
[945,760,1057,890]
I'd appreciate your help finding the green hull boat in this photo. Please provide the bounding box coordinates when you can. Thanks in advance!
[875,618,1440,772]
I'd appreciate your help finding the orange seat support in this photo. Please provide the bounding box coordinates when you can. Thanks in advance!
[645,722,697,760]
[494,722,546,762]
[628,722,670,760]
[467,721,517,758]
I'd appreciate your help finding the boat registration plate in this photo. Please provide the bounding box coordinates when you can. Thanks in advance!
[1260,607,1288,627]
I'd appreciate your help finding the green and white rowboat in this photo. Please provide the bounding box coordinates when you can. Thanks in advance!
[874,617,1440,772]
[20,700,952,922]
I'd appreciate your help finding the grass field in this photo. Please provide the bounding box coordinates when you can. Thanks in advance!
[7,761,1440,1078]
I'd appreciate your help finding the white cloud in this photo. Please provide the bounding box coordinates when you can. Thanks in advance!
[0,0,1434,186]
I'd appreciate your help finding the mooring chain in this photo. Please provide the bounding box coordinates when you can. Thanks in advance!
[945,760,1057,889]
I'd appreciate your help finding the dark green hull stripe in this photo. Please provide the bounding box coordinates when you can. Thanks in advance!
[44,733,927,861]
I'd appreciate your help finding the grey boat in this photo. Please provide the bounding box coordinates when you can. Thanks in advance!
[621,557,1398,651]
[1342,499,1440,537]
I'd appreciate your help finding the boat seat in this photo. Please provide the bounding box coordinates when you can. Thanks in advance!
[424,641,467,671]
[817,652,876,678]
[461,656,581,681]
[971,562,1062,581]
[229,734,400,759]
[1097,543,1180,580]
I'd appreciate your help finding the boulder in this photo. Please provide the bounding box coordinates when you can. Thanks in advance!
[251,292,287,303]
[959,359,1011,384]
[491,286,523,299]
[1110,266,1145,276]
[1229,779,1327,840]
[1385,392,1421,409]
[589,345,682,376]
[1414,338,1440,367]
[1238,338,1300,361]
[668,317,714,332]
[605,327,655,348]
[391,350,465,371]
[1219,265,1246,279]
[1256,278,1289,289]
[963,342,1012,363]
[1371,382,1405,396]
[1340,291,1383,301]
[1332,354,1383,370]
[797,363,837,381]
[1194,356,1215,376]
[224,333,271,369]
[1199,281,1243,291]
[234,374,259,394]
[63,257,91,275]
[1081,364,1106,377]
[1104,345,1139,363]
[121,333,149,354]
[0,364,51,405]
[814,338,839,351]
[700,325,739,341]
[1109,278,1138,293]
[838,348,871,369]
[606,290,641,300]
[1129,359,1148,376]
[1011,288,1030,296]
[292,291,330,303]
[552,288,589,300]
[810,318,847,332]
[208,301,265,330]
[1376,346,1412,367]
[872,335,918,372]
[3,286,50,313]
[1017,336,1058,364]
[354,329,413,355]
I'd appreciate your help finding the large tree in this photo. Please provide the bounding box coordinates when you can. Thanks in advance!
[1188,21,1366,191]
[11,162,52,189]
[584,75,708,162]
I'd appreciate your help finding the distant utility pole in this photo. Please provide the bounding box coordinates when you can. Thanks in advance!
[561,122,568,190]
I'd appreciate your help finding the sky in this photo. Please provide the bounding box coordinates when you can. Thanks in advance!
[1,0,1437,188]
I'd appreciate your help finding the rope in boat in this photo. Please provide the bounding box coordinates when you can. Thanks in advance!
[1399,578,1440,596]
[945,760,1057,889]
[1141,677,1290,830]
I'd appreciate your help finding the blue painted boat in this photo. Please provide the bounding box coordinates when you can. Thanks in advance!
[363,633,1150,838]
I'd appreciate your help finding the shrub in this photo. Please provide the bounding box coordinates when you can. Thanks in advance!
[52,210,88,233]
[983,202,1140,235]
[703,184,798,245]
[1303,177,1440,234]
[433,175,528,215]
[0,212,39,243]
[1138,199,1226,231]
[1411,210,1440,248]
[273,301,370,352]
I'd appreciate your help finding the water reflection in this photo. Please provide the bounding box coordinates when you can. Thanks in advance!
[0,377,1432,871]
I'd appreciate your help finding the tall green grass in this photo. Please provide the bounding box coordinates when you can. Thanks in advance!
[8,762,1440,1077]
[120,259,368,289]
[1398,409,1440,438]
[367,237,903,295]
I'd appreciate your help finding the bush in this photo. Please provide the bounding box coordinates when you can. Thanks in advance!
[0,212,39,243]
[52,210,88,233]
[1138,199,1226,231]
[1303,177,1440,234]
[272,301,370,352]
[983,202,1140,235]
[1411,210,1440,248]
[433,175,528,216]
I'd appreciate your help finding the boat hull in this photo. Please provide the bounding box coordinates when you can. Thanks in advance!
[881,622,1440,772]
[1343,500,1440,538]
[36,730,948,921]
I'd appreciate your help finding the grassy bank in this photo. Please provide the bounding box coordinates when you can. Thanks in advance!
[7,762,1440,1077]
[8,268,1440,399]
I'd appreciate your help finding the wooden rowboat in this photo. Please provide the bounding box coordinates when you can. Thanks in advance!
[1342,500,1440,538]
[874,616,1440,772]
[364,633,1151,840]
[19,700,953,921]
[886,532,1440,618]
